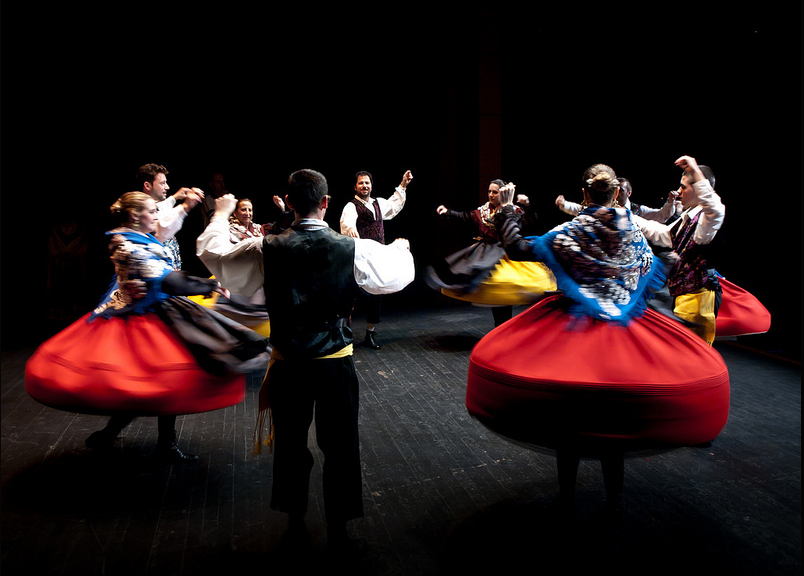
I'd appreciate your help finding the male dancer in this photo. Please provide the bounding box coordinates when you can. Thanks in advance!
[340,169,413,349]
[634,155,725,344]
[197,169,414,552]
[136,163,203,270]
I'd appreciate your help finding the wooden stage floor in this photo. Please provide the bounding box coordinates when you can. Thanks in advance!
[2,300,800,575]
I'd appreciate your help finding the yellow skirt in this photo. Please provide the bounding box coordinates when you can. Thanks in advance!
[442,257,556,306]
[187,280,271,338]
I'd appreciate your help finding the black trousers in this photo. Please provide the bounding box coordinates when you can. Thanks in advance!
[354,288,382,326]
[268,356,363,523]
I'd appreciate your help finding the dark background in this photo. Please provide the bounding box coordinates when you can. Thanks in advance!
[1,4,800,360]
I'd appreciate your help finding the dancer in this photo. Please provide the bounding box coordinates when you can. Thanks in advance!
[425,178,555,326]
[26,191,269,463]
[633,156,725,344]
[190,196,272,337]
[137,163,204,270]
[556,177,679,222]
[197,169,414,552]
[228,197,264,242]
[340,169,413,349]
[466,162,729,520]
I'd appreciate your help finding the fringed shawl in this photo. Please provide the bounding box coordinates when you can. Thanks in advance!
[526,206,664,323]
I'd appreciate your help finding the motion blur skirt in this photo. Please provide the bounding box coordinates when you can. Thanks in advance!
[716,277,771,338]
[466,295,730,455]
[25,299,270,416]
[440,256,556,306]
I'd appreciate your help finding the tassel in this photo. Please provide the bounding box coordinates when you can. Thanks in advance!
[249,352,280,458]
[248,344,354,458]
[250,406,274,458]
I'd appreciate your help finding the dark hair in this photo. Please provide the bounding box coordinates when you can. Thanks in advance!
[288,169,328,216]
[355,171,373,186]
[582,163,618,206]
[698,165,715,189]
[136,163,168,187]
[616,177,632,196]
[110,191,152,226]
[489,179,506,188]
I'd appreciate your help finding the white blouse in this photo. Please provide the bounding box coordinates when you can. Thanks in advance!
[196,216,415,298]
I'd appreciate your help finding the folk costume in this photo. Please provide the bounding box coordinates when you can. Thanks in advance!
[340,184,407,348]
[197,215,414,527]
[26,228,269,420]
[425,201,556,325]
[635,179,726,344]
[466,204,729,461]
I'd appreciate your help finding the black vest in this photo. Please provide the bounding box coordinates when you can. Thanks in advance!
[263,226,358,359]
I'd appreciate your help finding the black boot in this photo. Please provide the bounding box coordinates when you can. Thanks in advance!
[154,430,199,464]
[85,415,134,454]
[364,330,381,350]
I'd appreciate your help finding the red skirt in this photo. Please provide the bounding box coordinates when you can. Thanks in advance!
[25,313,246,416]
[466,295,730,454]
[716,277,771,337]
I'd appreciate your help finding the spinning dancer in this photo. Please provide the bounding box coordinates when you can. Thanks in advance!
[634,156,725,344]
[466,163,729,519]
[26,191,270,463]
[425,178,555,326]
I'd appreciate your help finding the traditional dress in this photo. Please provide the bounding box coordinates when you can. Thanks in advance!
[466,205,730,456]
[425,202,555,307]
[228,214,264,243]
[198,214,415,525]
[25,228,269,417]
[714,275,771,338]
[188,216,272,338]
[635,179,726,344]
[340,186,408,337]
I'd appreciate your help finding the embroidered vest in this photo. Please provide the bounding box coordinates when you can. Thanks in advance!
[668,211,717,297]
[262,227,358,359]
[351,198,385,244]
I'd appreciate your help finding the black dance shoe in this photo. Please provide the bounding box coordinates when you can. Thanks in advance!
[364,331,381,350]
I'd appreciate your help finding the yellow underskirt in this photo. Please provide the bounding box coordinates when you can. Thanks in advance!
[187,281,271,338]
[442,257,557,306]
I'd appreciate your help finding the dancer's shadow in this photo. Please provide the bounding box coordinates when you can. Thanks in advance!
[3,448,178,517]
[429,333,481,352]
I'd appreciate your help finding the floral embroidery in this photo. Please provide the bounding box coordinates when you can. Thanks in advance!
[552,207,653,316]
[91,230,175,320]
[92,289,128,315]
[229,216,264,243]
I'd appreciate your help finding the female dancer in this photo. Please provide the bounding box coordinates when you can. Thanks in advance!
[189,196,272,338]
[467,163,729,518]
[228,197,264,242]
[425,179,555,326]
[26,191,270,463]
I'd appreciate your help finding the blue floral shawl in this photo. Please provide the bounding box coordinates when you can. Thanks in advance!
[90,229,175,320]
[526,206,664,323]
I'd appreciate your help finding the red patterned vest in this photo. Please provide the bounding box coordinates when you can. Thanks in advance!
[351,198,385,244]
[668,211,718,297]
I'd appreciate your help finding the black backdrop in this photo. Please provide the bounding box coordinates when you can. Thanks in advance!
[2,5,800,359]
